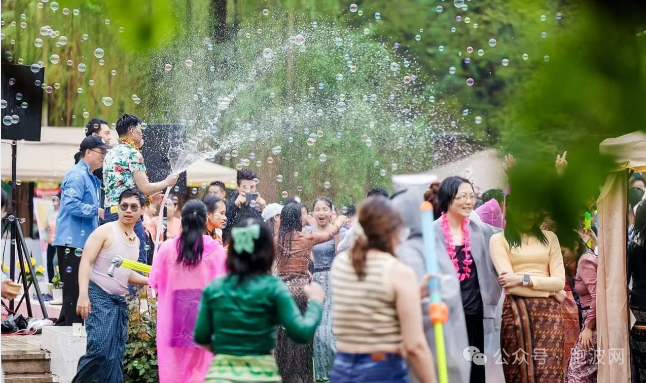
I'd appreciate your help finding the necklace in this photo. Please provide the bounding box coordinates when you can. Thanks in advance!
[117,222,136,242]
[440,213,472,282]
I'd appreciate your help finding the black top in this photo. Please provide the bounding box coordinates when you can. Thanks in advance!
[455,245,483,315]
[222,192,262,244]
[628,241,646,307]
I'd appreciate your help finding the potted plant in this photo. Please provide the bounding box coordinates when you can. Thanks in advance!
[50,266,63,302]
[24,258,47,299]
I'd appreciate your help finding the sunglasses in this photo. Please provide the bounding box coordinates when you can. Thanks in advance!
[119,203,141,212]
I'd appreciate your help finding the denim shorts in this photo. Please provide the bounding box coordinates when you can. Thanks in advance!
[330,352,409,383]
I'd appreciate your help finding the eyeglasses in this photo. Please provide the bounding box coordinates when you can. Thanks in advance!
[454,194,477,202]
[89,149,107,157]
[119,203,140,212]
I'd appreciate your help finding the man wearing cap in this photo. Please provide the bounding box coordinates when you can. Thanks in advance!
[103,114,178,264]
[54,136,108,325]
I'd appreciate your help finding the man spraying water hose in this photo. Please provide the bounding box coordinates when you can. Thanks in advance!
[103,114,179,264]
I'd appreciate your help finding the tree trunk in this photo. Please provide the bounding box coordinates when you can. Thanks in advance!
[211,0,228,43]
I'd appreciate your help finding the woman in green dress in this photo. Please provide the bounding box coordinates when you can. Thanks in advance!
[194,218,324,383]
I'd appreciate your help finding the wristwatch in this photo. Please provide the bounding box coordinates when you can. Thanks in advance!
[522,274,531,287]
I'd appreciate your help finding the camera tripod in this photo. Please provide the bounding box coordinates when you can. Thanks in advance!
[1,141,48,319]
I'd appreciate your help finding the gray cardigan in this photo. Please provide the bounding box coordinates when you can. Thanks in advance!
[392,187,504,383]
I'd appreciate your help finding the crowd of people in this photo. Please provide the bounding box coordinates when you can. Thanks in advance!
[2,112,646,383]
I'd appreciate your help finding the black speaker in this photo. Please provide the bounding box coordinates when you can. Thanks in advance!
[1,64,44,142]
[141,124,187,194]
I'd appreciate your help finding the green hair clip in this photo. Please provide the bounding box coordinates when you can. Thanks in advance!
[231,224,260,254]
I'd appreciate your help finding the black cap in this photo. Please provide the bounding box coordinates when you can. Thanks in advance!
[79,136,109,152]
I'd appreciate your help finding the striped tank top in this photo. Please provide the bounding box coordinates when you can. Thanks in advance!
[330,249,402,353]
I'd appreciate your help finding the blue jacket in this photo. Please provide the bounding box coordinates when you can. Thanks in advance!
[53,161,102,249]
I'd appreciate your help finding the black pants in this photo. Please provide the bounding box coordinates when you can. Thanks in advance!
[56,246,83,325]
[46,245,57,283]
[465,312,486,383]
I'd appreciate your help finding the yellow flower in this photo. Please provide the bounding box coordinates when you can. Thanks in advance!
[36,265,45,274]
[2,265,8,273]
[30,257,36,266]
[55,266,59,273]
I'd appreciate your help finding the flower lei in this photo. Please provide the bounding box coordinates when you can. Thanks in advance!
[440,212,472,282]
[119,137,141,151]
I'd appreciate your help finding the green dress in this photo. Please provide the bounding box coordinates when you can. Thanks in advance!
[194,274,323,382]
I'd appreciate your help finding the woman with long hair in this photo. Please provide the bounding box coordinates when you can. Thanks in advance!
[149,199,228,383]
[559,232,598,383]
[330,197,437,383]
[194,218,324,383]
[203,194,227,245]
[150,198,182,242]
[427,176,503,383]
[310,196,347,381]
[490,194,566,382]
[628,203,646,381]
[274,202,346,383]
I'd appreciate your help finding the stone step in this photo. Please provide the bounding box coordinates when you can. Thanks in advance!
[2,350,52,374]
[4,374,59,383]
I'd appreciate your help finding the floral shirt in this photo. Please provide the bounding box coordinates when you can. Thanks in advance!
[103,141,146,207]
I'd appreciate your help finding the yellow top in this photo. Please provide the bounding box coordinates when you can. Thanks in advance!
[490,230,565,297]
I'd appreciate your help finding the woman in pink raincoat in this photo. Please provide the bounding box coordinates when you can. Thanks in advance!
[149,199,227,383]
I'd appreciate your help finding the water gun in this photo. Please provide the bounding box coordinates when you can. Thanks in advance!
[420,202,449,383]
[107,255,151,277]
[584,212,593,248]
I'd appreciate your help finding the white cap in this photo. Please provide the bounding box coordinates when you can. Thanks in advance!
[262,203,284,222]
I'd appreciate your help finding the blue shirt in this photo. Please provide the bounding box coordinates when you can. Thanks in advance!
[53,161,102,249]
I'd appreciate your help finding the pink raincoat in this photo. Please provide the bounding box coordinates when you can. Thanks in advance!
[149,235,227,383]
[475,199,504,228]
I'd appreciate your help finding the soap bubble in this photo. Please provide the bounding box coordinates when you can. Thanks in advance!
[543,55,550,62]
[324,181,331,189]
[276,175,284,183]
[522,53,529,60]
[65,236,73,245]
[50,2,59,11]
[334,37,343,47]
[66,266,72,273]
[390,62,400,72]
[50,54,60,64]
[3,116,12,125]
[185,59,193,68]
[58,36,68,46]
[262,48,273,59]
[436,6,443,13]
[30,64,40,73]
[267,157,274,164]
[0,100,6,109]
[34,38,43,48]
[101,97,113,106]
[335,73,344,81]
[449,66,456,74]
[415,34,421,41]
[82,33,88,40]
[466,78,474,86]
[335,101,347,113]
[319,154,327,162]
[350,3,358,12]
[81,204,93,215]
[540,14,547,22]
[488,38,497,47]
[78,63,86,72]
[74,248,82,257]
[475,116,483,124]
[374,12,381,20]
[502,58,510,66]
[94,48,104,58]
[294,34,305,46]
[541,32,547,39]
[263,9,269,16]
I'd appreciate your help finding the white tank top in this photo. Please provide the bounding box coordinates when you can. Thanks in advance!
[90,222,140,296]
